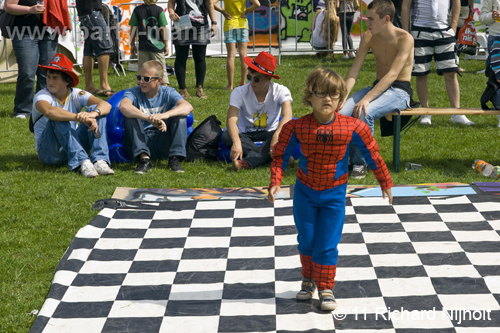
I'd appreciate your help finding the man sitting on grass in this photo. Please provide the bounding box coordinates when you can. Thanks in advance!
[32,53,114,178]
[119,60,193,174]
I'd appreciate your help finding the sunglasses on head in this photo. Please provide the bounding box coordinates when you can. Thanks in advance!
[246,74,261,83]
[136,75,160,83]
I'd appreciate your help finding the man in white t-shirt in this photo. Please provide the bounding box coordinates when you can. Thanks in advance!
[33,53,114,178]
[223,51,293,171]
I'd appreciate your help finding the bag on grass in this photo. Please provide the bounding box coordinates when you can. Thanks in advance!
[457,13,478,55]
[186,115,222,162]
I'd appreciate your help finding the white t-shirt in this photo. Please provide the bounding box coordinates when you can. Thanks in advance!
[311,10,327,49]
[412,0,451,29]
[32,88,91,148]
[229,82,292,133]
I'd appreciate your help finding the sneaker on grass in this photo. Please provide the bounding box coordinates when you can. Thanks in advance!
[420,115,432,125]
[168,156,184,173]
[93,160,114,175]
[350,164,367,179]
[134,158,152,175]
[80,159,98,178]
[451,115,474,126]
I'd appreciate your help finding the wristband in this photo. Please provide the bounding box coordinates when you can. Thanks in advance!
[93,108,101,116]
[211,21,217,25]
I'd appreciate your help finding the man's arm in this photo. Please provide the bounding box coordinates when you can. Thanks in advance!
[120,98,150,122]
[129,26,138,57]
[479,0,496,25]
[354,33,413,113]
[344,32,371,96]
[226,105,243,161]
[270,100,292,155]
[450,0,460,33]
[401,0,412,32]
[36,100,79,122]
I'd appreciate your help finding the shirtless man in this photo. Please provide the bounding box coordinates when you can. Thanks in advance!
[339,0,413,179]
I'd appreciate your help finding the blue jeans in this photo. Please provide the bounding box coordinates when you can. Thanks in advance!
[123,116,187,162]
[36,118,110,170]
[11,33,57,116]
[339,86,409,165]
[79,10,113,57]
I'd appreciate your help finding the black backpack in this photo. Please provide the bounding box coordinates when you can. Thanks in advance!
[186,115,222,162]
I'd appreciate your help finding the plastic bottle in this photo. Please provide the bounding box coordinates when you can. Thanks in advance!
[472,160,498,178]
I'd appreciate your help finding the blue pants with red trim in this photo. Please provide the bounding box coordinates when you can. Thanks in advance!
[293,179,347,290]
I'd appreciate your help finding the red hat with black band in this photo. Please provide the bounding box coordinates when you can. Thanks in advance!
[39,53,79,87]
[244,51,280,80]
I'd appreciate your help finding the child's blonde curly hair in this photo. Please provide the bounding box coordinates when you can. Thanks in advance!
[302,68,347,107]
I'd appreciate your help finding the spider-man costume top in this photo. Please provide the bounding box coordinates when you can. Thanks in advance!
[270,113,393,191]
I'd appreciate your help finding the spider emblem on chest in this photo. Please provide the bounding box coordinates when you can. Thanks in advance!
[316,128,334,144]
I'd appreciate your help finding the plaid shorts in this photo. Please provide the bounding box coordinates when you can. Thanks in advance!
[411,26,458,76]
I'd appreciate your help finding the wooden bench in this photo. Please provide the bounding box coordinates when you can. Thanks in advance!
[388,108,500,172]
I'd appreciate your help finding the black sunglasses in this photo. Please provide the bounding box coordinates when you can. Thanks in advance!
[136,75,160,83]
[247,74,261,83]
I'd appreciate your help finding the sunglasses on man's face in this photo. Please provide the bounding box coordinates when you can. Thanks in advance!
[136,75,160,83]
[246,74,261,83]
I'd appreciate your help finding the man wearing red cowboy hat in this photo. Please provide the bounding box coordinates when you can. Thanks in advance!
[222,51,293,171]
[32,53,114,178]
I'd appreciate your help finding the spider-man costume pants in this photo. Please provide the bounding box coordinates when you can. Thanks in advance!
[293,179,347,290]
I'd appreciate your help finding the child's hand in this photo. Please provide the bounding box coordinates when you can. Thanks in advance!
[268,186,281,203]
[382,188,393,205]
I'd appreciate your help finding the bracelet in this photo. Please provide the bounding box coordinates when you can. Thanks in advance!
[93,108,101,116]
[211,21,217,25]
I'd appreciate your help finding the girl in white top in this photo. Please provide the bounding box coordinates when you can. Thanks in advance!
[310,0,340,59]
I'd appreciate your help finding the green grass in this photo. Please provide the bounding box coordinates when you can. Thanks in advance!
[0,54,498,332]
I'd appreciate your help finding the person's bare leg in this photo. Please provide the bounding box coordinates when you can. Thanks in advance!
[416,74,432,125]
[225,43,236,90]
[237,41,248,87]
[97,54,113,94]
[83,55,96,92]
[443,71,459,108]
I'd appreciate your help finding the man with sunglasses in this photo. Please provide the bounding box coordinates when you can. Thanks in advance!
[120,60,193,174]
[222,51,293,171]
[339,0,413,179]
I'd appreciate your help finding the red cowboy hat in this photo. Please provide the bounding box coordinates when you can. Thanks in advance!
[39,53,79,87]
[244,51,280,79]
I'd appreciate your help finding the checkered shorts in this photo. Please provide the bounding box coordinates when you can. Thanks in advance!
[411,26,459,76]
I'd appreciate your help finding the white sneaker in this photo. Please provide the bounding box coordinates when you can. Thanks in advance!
[348,51,356,59]
[15,114,27,119]
[94,160,115,175]
[342,54,349,60]
[451,115,474,126]
[497,115,500,127]
[420,115,432,125]
[80,159,98,178]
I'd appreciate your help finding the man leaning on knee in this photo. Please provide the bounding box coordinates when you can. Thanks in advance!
[119,60,193,174]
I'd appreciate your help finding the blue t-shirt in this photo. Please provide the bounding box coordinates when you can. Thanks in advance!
[123,86,183,130]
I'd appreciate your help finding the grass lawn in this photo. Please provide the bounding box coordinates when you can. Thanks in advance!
[0,53,498,332]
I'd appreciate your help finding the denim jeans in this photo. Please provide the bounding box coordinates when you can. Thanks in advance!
[11,33,57,116]
[123,116,187,162]
[79,10,113,57]
[36,118,110,170]
[339,86,409,165]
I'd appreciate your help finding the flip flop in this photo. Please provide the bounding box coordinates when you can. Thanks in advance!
[96,89,116,97]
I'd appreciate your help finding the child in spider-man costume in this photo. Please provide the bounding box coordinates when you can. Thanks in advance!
[268,68,393,311]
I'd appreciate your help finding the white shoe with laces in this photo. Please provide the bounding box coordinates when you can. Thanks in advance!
[94,160,115,175]
[451,115,474,126]
[420,115,432,125]
[80,159,98,178]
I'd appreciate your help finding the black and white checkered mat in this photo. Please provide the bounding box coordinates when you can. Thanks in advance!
[30,196,500,332]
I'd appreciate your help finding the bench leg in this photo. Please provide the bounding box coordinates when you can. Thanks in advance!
[393,115,401,173]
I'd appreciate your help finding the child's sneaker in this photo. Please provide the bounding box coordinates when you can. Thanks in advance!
[319,289,338,311]
[348,51,356,59]
[296,278,316,300]
[93,160,114,175]
[342,54,349,60]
